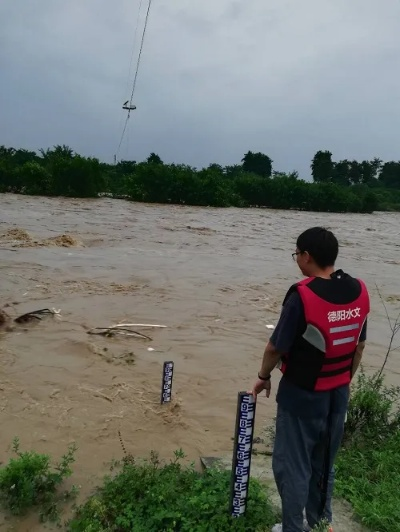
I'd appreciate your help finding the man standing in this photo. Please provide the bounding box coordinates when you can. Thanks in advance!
[250,227,369,532]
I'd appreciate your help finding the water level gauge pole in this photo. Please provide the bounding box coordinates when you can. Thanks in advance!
[160,361,174,404]
[229,392,256,517]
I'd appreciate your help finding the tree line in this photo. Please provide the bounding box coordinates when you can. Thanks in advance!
[0,145,399,213]
[311,150,400,188]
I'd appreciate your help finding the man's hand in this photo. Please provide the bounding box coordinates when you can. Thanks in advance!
[249,377,271,400]
[249,340,281,401]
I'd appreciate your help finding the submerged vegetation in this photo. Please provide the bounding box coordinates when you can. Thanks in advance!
[1,145,400,212]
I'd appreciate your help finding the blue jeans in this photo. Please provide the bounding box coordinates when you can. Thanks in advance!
[272,404,346,532]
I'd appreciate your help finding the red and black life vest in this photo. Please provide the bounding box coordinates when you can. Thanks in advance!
[279,271,370,392]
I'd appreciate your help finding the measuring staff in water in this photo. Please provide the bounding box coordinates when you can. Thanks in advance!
[250,227,370,532]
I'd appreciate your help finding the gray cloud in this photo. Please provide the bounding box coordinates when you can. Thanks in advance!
[1,0,400,178]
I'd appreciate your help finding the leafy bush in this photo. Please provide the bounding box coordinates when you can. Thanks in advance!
[342,368,400,446]
[69,449,278,532]
[18,161,52,195]
[0,437,78,522]
[335,370,400,531]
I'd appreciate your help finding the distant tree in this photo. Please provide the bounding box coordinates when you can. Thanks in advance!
[361,190,379,213]
[147,153,163,165]
[0,146,16,190]
[207,163,224,174]
[12,149,38,166]
[0,146,16,160]
[2,142,400,212]
[332,160,350,186]
[361,158,382,187]
[67,156,103,197]
[116,160,136,175]
[234,174,269,206]
[241,151,272,177]
[18,161,51,195]
[370,157,382,179]
[359,160,374,185]
[39,144,74,161]
[348,160,363,185]
[224,164,243,179]
[311,150,333,182]
[272,170,299,180]
[379,161,400,189]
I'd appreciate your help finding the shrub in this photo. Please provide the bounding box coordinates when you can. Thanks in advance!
[69,449,278,531]
[0,438,78,523]
[335,370,400,531]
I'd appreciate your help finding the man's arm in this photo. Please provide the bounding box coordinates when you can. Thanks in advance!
[251,292,303,398]
[258,340,282,379]
[259,292,303,376]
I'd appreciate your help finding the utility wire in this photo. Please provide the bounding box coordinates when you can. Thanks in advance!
[125,0,144,99]
[116,0,154,160]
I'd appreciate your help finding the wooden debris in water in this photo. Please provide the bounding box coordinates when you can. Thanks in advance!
[87,326,152,340]
[14,308,61,324]
[111,323,167,329]
[87,322,167,340]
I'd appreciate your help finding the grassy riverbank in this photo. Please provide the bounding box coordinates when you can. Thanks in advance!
[0,446,279,531]
[335,370,400,531]
[1,369,399,530]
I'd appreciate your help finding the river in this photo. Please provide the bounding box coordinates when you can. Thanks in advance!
[0,193,399,530]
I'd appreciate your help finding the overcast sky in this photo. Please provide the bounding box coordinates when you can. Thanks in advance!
[1,0,399,179]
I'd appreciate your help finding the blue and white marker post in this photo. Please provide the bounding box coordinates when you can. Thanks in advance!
[229,391,257,517]
[160,361,174,404]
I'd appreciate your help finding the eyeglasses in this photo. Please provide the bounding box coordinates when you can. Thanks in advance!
[292,251,301,261]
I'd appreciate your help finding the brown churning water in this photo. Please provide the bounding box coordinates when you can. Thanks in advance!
[0,193,399,530]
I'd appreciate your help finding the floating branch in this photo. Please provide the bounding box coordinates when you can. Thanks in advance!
[87,326,152,340]
[111,323,167,329]
[14,308,61,324]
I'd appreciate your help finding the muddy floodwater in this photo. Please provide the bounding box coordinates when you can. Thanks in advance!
[1,193,399,530]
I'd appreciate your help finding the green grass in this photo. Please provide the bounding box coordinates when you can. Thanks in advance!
[68,449,278,531]
[335,370,400,531]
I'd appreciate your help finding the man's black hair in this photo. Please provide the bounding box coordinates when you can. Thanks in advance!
[296,227,339,268]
